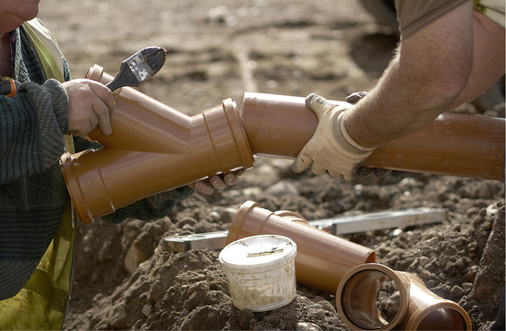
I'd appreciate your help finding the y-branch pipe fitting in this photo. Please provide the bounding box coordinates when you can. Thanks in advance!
[241,92,505,181]
[60,65,254,224]
[226,201,376,294]
[336,263,471,330]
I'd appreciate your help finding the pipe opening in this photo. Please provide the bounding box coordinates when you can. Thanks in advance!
[339,269,407,330]
[413,307,469,330]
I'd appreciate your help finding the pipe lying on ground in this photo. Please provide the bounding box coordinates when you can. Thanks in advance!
[60,65,254,224]
[241,92,505,181]
[226,201,376,294]
[336,263,472,330]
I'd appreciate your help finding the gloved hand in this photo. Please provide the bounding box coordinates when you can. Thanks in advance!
[291,93,375,182]
[188,169,244,195]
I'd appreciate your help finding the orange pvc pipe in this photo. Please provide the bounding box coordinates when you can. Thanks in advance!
[241,92,505,181]
[336,263,471,330]
[226,201,376,294]
[60,65,254,224]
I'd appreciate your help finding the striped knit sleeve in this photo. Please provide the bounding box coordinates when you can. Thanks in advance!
[99,186,195,224]
[0,78,68,184]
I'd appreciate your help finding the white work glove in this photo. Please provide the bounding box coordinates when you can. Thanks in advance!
[291,93,375,182]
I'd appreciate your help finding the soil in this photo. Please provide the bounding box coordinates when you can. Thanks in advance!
[37,1,505,330]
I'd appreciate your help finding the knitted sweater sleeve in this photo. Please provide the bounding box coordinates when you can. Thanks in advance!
[0,79,68,184]
[99,186,195,224]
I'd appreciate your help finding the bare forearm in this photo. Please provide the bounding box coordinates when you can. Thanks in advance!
[343,49,469,148]
[342,1,475,149]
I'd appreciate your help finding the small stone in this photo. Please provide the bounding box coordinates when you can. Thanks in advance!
[418,256,430,266]
[450,285,464,300]
[296,322,322,331]
[243,186,263,197]
[142,303,153,317]
[317,300,336,314]
[328,317,342,327]
[264,181,300,197]
[463,282,474,294]
[398,177,417,190]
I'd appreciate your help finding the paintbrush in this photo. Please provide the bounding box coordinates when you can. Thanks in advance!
[106,46,167,91]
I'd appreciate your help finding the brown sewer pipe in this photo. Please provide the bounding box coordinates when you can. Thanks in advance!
[241,92,505,181]
[226,200,376,294]
[60,65,254,224]
[62,68,504,223]
[336,263,471,330]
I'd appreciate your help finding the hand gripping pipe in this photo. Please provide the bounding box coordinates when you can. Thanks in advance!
[61,70,504,223]
[241,92,505,181]
[336,263,471,330]
[60,65,254,224]
[226,200,376,294]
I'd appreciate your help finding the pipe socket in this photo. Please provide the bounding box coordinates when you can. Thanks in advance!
[241,92,505,181]
[60,65,254,224]
[336,263,472,330]
[226,201,376,294]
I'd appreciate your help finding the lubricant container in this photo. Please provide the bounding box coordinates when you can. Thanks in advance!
[219,235,297,312]
[226,201,376,294]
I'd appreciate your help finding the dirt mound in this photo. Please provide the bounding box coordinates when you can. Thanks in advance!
[63,163,504,330]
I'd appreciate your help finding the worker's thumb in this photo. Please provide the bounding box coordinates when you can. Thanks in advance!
[292,146,314,173]
[305,93,339,119]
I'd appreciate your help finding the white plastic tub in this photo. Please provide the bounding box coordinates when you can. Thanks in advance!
[219,234,297,312]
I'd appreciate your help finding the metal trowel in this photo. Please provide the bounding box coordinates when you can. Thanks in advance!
[106,46,167,91]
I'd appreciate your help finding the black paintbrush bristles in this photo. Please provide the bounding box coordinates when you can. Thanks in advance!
[106,46,167,91]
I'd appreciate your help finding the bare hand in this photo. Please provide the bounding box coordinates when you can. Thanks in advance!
[63,79,115,137]
[189,169,244,195]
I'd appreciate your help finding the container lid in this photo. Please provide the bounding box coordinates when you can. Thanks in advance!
[219,234,296,268]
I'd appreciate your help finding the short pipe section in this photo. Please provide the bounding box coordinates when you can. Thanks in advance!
[336,263,471,331]
[60,65,254,224]
[241,92,505,181]
[226,201,376,294]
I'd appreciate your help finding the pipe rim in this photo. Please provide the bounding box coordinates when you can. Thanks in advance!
[273,210,308,223]
[221,98,255,170]
[336,263,410,330]
[405,301,472,330]
[86,64,104,82]
[226,200,259,244]
[60,152,95,224]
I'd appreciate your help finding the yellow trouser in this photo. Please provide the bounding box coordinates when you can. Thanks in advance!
[0,203,75,330]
